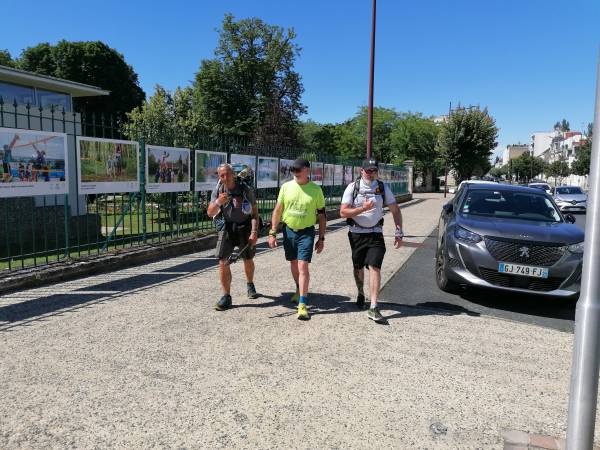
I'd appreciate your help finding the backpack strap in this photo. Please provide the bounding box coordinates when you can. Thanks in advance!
[351,179,361,205]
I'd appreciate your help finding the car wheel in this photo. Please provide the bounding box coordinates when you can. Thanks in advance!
[435,241,460,293]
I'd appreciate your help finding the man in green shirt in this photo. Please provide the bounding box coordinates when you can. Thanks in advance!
[268,159,326,320]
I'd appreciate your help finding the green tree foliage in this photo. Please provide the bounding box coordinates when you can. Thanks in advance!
[510,153,547,182]
[17,40,145,114]
[571,139,591,176]
[0,49,15,67]
[489,165,508,178]
[193,14,305,144]
[546,156,571,184]
[390,112,439,174]
[553,119,570,132]
[126,85,203,147]
[437,106,499,182]
[298,121,337,156]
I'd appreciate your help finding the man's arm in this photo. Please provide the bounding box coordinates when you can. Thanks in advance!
[270,202,284,232]
[340,201,374,218]
[387,202,404,248]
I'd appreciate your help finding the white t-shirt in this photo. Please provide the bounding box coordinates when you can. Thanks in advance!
[341,178,396,233]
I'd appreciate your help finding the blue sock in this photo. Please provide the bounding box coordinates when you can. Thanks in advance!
[299,295,307,305]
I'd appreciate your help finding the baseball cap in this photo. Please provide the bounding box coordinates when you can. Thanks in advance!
[290,158,310,171]
[361,158,379,171]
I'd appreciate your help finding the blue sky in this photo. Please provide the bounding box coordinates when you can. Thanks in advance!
[2,0,599,158]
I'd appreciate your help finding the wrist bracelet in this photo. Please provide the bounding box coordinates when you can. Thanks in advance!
[268,230,277,237]
[395,230,404,238]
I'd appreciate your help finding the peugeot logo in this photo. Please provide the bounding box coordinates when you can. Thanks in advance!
[571,200,577,205]
[519,247,530,258]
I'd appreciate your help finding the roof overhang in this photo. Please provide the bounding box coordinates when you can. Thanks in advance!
[0,65,110,97]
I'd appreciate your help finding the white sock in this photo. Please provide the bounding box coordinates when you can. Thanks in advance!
[370,302,378,309]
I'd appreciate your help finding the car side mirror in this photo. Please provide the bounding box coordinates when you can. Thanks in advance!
[443,203,454,214]
[564,213,576,224]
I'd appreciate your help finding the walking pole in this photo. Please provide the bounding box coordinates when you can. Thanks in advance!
[566,49,600,449]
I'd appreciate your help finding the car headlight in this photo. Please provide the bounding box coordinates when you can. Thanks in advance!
[454,225,482,243]
[567,242,584,254]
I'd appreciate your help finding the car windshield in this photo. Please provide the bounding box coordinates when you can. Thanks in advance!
[556,187,583,195]
[460,189,561,222]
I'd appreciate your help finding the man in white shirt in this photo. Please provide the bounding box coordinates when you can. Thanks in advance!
[340,158,404,323]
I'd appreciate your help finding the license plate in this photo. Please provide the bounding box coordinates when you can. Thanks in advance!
[498,263,549,278]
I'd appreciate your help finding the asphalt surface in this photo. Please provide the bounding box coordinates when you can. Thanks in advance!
[379,215,588,333]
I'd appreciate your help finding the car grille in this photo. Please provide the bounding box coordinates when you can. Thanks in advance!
[479,268,564,292]
[484,238,565,266]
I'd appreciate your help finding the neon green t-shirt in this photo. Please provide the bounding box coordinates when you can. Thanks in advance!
[277,180,325,230]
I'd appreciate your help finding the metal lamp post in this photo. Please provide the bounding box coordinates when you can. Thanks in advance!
[566,50,600,449]
[366,0,376,159]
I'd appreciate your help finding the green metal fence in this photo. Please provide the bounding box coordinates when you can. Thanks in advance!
[0,100,409,273]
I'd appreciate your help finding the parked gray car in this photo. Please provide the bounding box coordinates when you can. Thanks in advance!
[436,183,583,298]
[553,185,587,213]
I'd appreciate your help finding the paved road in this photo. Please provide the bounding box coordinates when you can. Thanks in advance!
[380,231,579,333]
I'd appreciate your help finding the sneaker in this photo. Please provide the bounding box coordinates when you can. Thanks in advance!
[247,282,258,299]
[291,291,300,304]
[215,294,232,311]
[367,307,386,324]
[356,293,365,310]
[297,303,310,321]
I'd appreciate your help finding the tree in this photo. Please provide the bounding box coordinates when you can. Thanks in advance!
[510,153,547,182]
[126,85,203,147]
[554,119,570,132]
[298,121,337,156]
[17,40,145,114]
[571,140,591,176]
[193,14,305,144]
[489,165,508,179]
[437,106,499,182]
[390,112,440,188]
[546,156,571,185]
[0,49,15,67]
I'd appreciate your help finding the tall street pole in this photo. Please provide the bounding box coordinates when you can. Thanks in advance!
[366,0,376,159]
[566,50,600,449]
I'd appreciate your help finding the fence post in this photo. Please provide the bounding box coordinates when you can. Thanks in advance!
[140,137,147,243]
[63,193,70,258]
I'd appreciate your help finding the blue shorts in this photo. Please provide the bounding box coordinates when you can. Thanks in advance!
[283,225,315,262]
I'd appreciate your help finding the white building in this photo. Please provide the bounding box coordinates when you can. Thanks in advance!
[502,144,530,166]
[531,131,556,157]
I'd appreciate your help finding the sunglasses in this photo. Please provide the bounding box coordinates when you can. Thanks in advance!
[365,168,378,173]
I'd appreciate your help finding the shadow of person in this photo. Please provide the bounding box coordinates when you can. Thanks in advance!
[382,301,481,322]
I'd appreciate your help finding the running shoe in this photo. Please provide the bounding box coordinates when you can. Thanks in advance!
[367,307,386,323]
[356,293,366,310]
[297,303,309,320]
[247,282,258,299]
[215,294,232,311]
[291,291,300,304]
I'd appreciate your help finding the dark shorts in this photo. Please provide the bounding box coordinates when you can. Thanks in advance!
[283,225,315,263]
[215,222,256,260]
[348,232,386,269]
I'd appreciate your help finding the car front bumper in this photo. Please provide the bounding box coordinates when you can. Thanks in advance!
[445,236,581,298]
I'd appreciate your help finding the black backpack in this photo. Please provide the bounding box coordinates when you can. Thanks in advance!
[346,179,389,227]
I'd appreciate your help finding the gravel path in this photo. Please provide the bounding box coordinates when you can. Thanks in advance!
[1,194,597,448]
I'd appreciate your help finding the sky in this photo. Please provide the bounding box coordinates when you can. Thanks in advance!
[2,0,599,159]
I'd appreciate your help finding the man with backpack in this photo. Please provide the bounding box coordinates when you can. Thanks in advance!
[207,163,260,311]
[340,158,404,323]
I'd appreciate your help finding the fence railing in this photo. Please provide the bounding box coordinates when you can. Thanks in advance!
[0,101,410,273]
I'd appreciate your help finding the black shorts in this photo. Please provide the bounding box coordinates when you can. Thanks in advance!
[348,232,386,269]
[215,222,256,260]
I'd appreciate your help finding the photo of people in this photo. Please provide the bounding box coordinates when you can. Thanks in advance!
[334,164,344,186]
[344,166,354,185]
[231,154,256,186]
[279,158,294,184]
[77,137,139,194]
[146,145,190,193]
[195,150,227,191]
[257,156,278,188]
[323,163,334,186]
[0,127,68,198]
[310,162,323,185]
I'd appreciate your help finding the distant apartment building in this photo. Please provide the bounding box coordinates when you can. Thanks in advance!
[531,132,556,158]
[502,144,530,165]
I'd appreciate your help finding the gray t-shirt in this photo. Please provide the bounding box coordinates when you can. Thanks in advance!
[341,178,396,233]
[211,182,256,224]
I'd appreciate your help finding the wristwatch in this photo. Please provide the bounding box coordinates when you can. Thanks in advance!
[395,229,404,238]
[268,229,277,237]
